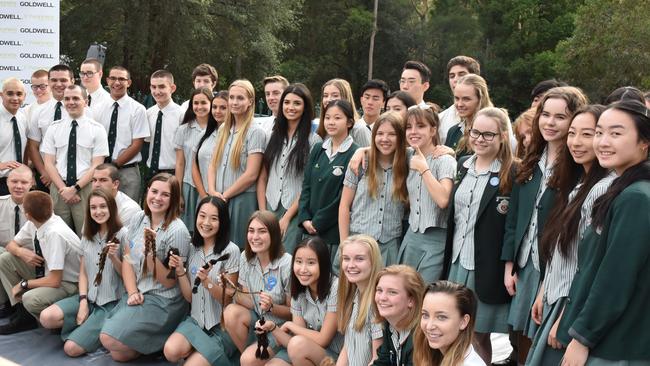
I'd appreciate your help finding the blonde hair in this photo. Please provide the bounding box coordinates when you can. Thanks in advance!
[473,107,515,193]
[455,74,493,154]
[337,234,383,333]
[372,265,425,331]
[210,79,255,170]
[513,108,536,159]
[317,78,360,138]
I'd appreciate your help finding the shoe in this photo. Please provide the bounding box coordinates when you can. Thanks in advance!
[0,303,37,335]
[0,302,15,318]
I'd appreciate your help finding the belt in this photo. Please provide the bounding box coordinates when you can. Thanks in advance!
[120,162,139,169]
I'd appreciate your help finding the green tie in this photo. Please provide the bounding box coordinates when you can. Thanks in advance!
[66,120,78,186]
[11,116,22,162]
[107,102,118,162]
[150,110,163,173]
[54,101,62,121]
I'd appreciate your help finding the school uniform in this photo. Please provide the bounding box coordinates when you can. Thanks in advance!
[0,195,26,304]
[350,120,371,147]
[115,191,141,227]
[343,289,383,366]
[87,87,110,111]
[343,157,406,267]
[444,122,471,159]
[212,124,267,249]
[173,120,206,232]
[0,214,81,316]
[56,227,129,352]
[464,345,488,366]
[442,156,511,334]
[0,105,27,195]
[556,180,650,363]
[274,277,344,363]
[372,322,414,366]
[438,105,460,145]
[93,95,150,201]
[502,148,556,338]
[297,136,359,262]
[265,132,322,254]
[526,173,615,366]
[40,116,109,236]
[194,130,217,191]
[174,242,240,366]
[101,211,191,355]
[146,102,182,176]
[237,251,292,351]
[253,115,275,134]
[399,153,456,283]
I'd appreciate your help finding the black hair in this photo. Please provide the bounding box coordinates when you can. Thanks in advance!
[604,86,645,105]
[403,60,431,83]
[182,88,217,125]
[360,79,390,100]
[191,196,231,255]
[264,83,314,175]
[290,237,333,302]
[385,90,417,110]
[324,99,355,132]
[530,79,567,100]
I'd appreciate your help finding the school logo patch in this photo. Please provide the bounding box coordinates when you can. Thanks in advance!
[496,196,509,214]
[265,276,277,291]
[332,166,344,176]
[191,266,198,276]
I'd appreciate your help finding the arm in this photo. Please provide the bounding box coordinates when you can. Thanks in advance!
[297,147,318,226]
[169,254,192,302]
[77,258,88,296]
[222,153,263,201]
[207,161,218,196]
[6,240,44,266]
[121,244,139,296]
[43,153,65,191]
[285,311,339,348]
[77,156,104,188]
[24,269,63,288]
[114,138,144,167]
[191,155,207,198]
[420,172,453,209]
[256,165,268,210]
[27,139,49,184]
[338,186,355,242]
[336,345,349,366]
[175,149,185,185]
[371,338,383,365]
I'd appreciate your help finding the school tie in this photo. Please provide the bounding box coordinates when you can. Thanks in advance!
[107,102,118,162]
[87,94,92,107]
[66,120,78,186]
[54,101,62,121]
[150,110,163,173]
[14,205,20,235]
[11,116,22,162]
[33,232,44,278]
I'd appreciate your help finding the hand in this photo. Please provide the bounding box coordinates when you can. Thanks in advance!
[278,216,290,238]
[69,193,81,204]
[548,317,564,349]
[143,227,157,242]
[59,186,77,203]
[409,147,429,174]
[106,243,119,259]
[40,172,51,186]
[280,321,297,335]
[76,300,89,325]
[561,339,589,366]
[168,254,184,273]
[11,283,24,300]
[197,262,213,283]
[531,290,544,325]
[302,220,317,235]
[255,319,276,333]
[0,161,22,170]
[432,145,455,158]
[127,291,144,306]
[258,291,274,312]
[504,261,517,296]
[348,147,369,176]
[17,247,44,267]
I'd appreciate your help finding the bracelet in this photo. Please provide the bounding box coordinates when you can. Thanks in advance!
[128,291,140,297]
[176,269,187,277]
[420,168,431,176]
[270,323,277,332]
[78,294,87,302]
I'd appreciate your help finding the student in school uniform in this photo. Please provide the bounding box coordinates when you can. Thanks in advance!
[93,66,150,202]
[164,196,240,366]
[99,173,191,362]
[146,70,182,182]
[222,211,292,359]
[27,64,74,193]
[258,83,322,255]
[525,105,612,365]
[339,112,409,267]
[400,105,456,284]
[23,70,52,146]
[501,87,587,363]
[79,58,110,111]
[207,80,266,249]
[91,163,141,226]
[399,60,431,108]
[556,100,650,365]
[192,91,228,201]
[254,75,289,132]
[0,191,82,335]
[438,56,481,144]
[39,188,128,357]
[180,63,219,112]
[0,77,27,195]
[315,79,370,147]
[442,108,515,364]
[41,85,109,236]
[372,265,425,366]
[358,79,390,131]
[384,91,417,123]
[175,88,216,232]
[298,99,359,263]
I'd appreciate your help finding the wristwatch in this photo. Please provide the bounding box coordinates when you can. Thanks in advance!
[74,184,82,192]
[20,280,28,290]
[207,282,214,290]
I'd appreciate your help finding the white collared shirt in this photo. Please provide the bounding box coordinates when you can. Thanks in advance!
[0,195,26,247]
[254,115,276,134]
[87,87,110,110]
[146,102,183,170]
[439,104,460,144]
[27,98,69,143]
[115,191,141,227]
[0,104,27,177]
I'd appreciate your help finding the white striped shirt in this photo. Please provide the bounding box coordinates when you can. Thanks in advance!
[344,290,383,366]
[186,242,240,330]
[291,277,344,354]
[343,159,406,243]
[544,173,616,304]
[194,130,217,189]
[517,149,552,270]
[266,132,322,211]
[389,324,411,366]
[174,120,205,186]
[407,154,457,232]
[350,121,371,148]
[453,156,502,270]
[126,211,191,298]
[213,124,267,193]
[83,228,129,305]
[237,251,292,325]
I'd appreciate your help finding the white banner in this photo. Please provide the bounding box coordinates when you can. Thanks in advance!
[0,0,60,104]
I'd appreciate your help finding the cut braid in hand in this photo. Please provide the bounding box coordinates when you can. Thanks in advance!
[255,316,270,359]
[142,229,157,278]
[94,237,119,286]
[191,253,232,294]
[164,247,180,279]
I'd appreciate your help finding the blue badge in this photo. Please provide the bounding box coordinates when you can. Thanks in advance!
[265,276,277,291]
[191,266,198,276]
[489,177,500,187]
[129,240,135,249]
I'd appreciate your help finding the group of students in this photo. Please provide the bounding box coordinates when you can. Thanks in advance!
[0,54,648,366]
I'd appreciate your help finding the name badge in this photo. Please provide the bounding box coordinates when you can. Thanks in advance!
[496,196,509,214]
[489,176,500,186]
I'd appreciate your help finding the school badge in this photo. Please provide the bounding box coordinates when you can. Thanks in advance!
[332,166,344,176]
[496,196,509,214]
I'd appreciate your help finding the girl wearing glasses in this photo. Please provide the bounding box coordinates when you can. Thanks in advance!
[442,108,515,364]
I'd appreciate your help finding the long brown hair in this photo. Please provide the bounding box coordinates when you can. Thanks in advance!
[406,106,441,146]
[244,210,285,262]
[473,108,516,193]
[414,281,477,366]
[83,188,122,241]
[367,112,408,204]
[372,265,425,331]
[516,86,588,183]
[143,173,182,229]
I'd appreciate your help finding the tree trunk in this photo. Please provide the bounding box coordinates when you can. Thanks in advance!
[368,0,379,80]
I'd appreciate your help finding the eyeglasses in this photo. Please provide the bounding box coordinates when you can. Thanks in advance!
[79,71,96,78]
[469,129,498,141]
[31,84,48,91]
[107,76,129,83]
[407,104,431,112]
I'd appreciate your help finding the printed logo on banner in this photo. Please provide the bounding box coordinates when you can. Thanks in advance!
[0,14,23,19]
[18,1,56,7]
[0,40,24,46]
[19,28,55,34]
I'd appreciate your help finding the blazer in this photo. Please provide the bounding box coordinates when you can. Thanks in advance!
[372,321,414,366]
[442,156,512,304]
